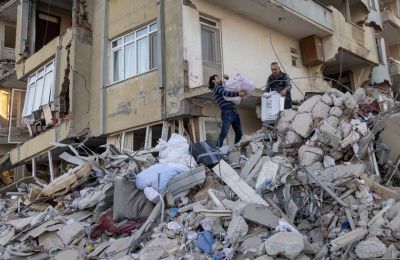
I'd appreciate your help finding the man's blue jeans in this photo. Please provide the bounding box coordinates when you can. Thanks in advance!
[217,109,243,148]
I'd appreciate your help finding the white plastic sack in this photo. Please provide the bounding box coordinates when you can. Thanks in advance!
[144,187,161,203]
[156,133,197,169]
[135,163,185,191]
[223,74,255,105]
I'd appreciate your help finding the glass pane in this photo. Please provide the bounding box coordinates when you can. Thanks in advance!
[37,68,44,78]
[137,27,147,38]
[124,42,136,78]
[150,22,157,32]
[124,33,135,43]
[137,37,149,74]
[28,74,36,85]
[25,85,35,115]
[33,76,44,111]
[201,27,215,62]
[41,71,53,105]
[113,49,124,82]
[150,33,158,69]
[112,38,122,48]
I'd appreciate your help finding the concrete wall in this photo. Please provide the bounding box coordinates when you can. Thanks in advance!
[388,44,400,60]
[185,0,312,102]
[104,71,162,134]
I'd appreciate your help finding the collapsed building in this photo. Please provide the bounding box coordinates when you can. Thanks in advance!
[0,0,400,259]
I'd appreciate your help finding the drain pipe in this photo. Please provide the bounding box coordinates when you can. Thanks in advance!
[157,0,167,119]
[99,0,108,135]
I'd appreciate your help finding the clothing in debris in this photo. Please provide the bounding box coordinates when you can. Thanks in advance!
[212,84,243,147]
[265,71,293,109]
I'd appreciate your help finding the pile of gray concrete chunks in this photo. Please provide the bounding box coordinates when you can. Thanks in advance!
[1,87,400,259]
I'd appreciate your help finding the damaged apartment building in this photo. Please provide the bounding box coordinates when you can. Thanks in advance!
[0,0,398,182]
[0,0,28,181]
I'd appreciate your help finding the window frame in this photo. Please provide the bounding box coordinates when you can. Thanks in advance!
[200,16,221,65]
[110,22,158,84]
[22,59,55,117]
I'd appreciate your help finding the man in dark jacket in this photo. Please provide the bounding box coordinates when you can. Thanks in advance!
[265,62,293,109]
[209,74,246,147]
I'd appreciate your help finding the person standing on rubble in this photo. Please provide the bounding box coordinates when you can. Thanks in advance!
[209,74,247,148]
[265,62,293,109]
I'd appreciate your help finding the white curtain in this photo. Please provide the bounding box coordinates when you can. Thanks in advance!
[113,49,124,81]
[124,42,136,78]
[137,37,149,74]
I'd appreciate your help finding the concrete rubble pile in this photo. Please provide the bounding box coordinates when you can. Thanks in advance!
[1,88,400,259]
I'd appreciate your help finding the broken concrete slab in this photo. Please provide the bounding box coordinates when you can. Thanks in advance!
[330,228,368,251]
[227,214,248,244]
[292,113,313,138]
[298,95,321,113]
[41,163,92,197]
[329,106,343,118]
[321,93,333,106]
[104,237,132,259]
[313,164,365,185]
[137,235,179,260]
[355,237,387,259]
[56,221,84,245]
[242,203,279,228]
[78,183,113,210]
[38,231,64,252]
[240,147,262,179]
[7,216,35,231]
[264,232,304,259]
[279,109,298,123]
[54,248,80,260]
[298,145,324,167]
[0,226,15,246]
[212,160,269,206]
[312,101,331,119]
[284,130,302,147]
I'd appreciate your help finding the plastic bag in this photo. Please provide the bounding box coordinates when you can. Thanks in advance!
[135,163,185,191]
[223,74,255,105]
[155,134,197,169]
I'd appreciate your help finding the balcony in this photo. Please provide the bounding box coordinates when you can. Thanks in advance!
[389,58,400,76]
[204,0,333,39]
[382,9,400,45]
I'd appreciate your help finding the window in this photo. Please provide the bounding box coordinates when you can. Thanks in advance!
[200,16,222,84]
[22,60,55,117]
[4,25,16,49]
[0,90,10,128]
[290,48,300,68]
[111,22,157,83]
[200,17,221,63]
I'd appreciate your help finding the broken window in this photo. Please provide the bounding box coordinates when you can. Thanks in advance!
[8,89,28,143]
[290,48,300,68]
[35,13,61,52]
[22,60,55,117]
[111,22,157,83]
[4,25,16,49]
[200,16,222,84]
